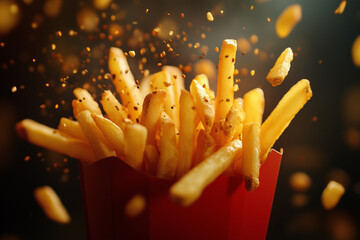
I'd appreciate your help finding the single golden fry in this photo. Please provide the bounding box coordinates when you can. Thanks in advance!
[108,47,143,122]
[260,79,312,162]
[124,123,147,171]
[141,90,166,146]
[101,90,130,130]
[192,129,216,167]
[190,79,215,132]
[77,110,116,160]
[58,118,87,142]
[91,113,125,157]
[34,186,71,224]
[170,139,242,206]
[214,39,237,122]
[16,119,95,162]
[334,0,346,15]
[352,35,360,67]
[276,4,302,39]
[266,47,293,87]
[241,123,261,191]
[157,113,178,179]
[176,90,196,178]
[243,88,264,124]
[321,181,345,210]
[72,88,102,118]
[149,71,178,128]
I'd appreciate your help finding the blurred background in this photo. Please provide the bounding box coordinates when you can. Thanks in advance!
[0,0,359,239]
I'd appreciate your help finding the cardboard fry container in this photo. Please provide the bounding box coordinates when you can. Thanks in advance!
[79,149,282,240]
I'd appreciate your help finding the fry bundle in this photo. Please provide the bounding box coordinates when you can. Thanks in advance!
[17,39,313,206]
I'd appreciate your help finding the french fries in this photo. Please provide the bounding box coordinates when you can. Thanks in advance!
[34,186,71,224]
[77,110,116,160]
[18,38,314,207]
[157,113,178,179]
[241,123,261,191]
[149,70,178,128]
[192,130,216,167]
[100,90,130,130]
[260,79,312,162]
[321,181,345,210]
[124,123,147,171]
[170,139,242,207]
[141,90,166,146]
[72,88,102,118]
[214,39,237,122]
[91,113,125,156]
[176,90,196,178]
[266,48,293,87]
[16,119,95,162]
[58,118,87,142]
[243,88,264,124]
[109,47,143,122]
[334,0,346,15]
[276,4,302,39]
[190,78,215,132]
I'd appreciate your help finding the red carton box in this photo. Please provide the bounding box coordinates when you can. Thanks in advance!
[79,149,282,240]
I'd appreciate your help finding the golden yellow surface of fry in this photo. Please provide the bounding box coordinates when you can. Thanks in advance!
[16,119,95,162]
[141,90,166,146]
[176,90,196,178]
[190,79,215,132]
[144,144,159,174]
[162,65,185,103]
[260,79,312,162]
[334,0,346,15]
[124,194,147,218]
[77,110,116,160]
[139,74,152,97]
[101,90,130,130]
[243,88,264,124]
[195,74,215,102]
[170,139,242,207]
[150,71,178,128]
[34,186,71,224]
[192,129,216,167]
[58,118,87,142]
[223,98,246,141]
[321,181,345,210]
[352,35,360,67]
[241,123,261,191]
[276,4,302,39]
[91,113,125,156]
[157,113,178,179]
[73,88,102,116]
[266,47,293,87]
[214,39,237,122]
[124,123,147,171]
[108,47,143,122]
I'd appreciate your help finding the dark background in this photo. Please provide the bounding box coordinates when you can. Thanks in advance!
[0,0,359,239]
